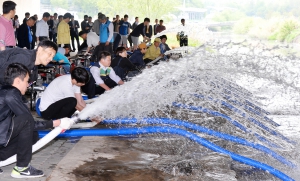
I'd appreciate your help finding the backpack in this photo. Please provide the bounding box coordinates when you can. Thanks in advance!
[113,58,126,80]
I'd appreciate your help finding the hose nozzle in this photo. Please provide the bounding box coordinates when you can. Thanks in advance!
[70,114,80,124]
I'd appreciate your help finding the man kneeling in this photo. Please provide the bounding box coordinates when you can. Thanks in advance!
[0,63,73,178]
[40,67,89,120]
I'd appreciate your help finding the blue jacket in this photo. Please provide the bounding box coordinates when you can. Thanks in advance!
[129,49,145,67]
[99,20,113,43]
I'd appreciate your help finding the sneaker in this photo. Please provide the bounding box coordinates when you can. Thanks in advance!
[0,168,3,174]
[11,165,44,178]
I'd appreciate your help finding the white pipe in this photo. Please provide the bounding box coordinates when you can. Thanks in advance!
[0,127,63,167]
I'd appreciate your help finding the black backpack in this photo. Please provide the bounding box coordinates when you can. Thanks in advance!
[113,58,126,80]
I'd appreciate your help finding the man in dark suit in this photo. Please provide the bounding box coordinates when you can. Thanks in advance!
[48,16,54,41]
[81,15,89,33]
[68,16,80,52]
[17,17,36,49]
[31,14,38,49]
[22,12,30,24]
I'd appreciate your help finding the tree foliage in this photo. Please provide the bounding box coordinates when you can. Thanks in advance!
[48,0,181,22]
[50,0,68,9]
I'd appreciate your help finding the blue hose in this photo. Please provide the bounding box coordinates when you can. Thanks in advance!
[172,102,281,148]
[193,94,293,144]
[100,118,295,168]
[38,127,294,181]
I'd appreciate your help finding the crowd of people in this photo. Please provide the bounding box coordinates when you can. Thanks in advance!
[0,0,189,179]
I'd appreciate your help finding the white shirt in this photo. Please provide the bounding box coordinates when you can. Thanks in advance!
[87,32,99,47]
[39,75,81,111]
[14,19,19,31]
[36,19,49,37]
[90,62,121,85]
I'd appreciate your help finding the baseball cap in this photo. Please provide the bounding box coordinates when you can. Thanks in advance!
[154,37,161,43]
[138,42,147,49]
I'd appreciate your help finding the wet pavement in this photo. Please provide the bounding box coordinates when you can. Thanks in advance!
[1,138,77,181]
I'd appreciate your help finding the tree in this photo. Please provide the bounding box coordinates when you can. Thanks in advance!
[95,0,181,22]
[50,0,68,9]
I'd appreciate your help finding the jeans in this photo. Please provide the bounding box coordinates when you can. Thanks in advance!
[53,33,57,44]
[98,42,113,55]
[71,34,80,51]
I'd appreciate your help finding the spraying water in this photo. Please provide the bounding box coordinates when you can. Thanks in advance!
[78,26,300,180]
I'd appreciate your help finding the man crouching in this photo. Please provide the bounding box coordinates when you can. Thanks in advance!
[0,63,73,178]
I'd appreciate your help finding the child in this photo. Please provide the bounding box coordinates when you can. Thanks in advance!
[81,51,124,99]
[159,35,171,60]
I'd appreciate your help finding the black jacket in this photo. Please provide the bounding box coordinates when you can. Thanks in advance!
[69,20,80,36]
[130,23,145,37]
[17,23,32,49]
[0,85,53,146]
[81,20,89,33]
[0,48,38,84]
[111,56,140,72]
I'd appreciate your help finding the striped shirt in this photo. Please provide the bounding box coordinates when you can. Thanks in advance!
[0,16,16,47]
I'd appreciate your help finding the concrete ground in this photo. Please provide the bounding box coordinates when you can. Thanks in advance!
[1,137,79,181]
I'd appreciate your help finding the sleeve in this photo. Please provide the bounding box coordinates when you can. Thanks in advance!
[140,24,145,37]
[33,119,53,130]
[92,21,96,32]
[90,67,104,85]
[124,58,138,71]
[17,26,26,46]
[54,53,70,64]
[62,56,70,64]
[0,23,7,47]
[77,21,80,28]
[166,44,171,51]
[87,35,92,47]
[52,53,59,62]
[107,22,114,42]
[35,21,41,37]
[57,23,64,34]
[109,68,121,83]
[149,26,153,37]
[159,44,164,54]
[81,22,84,29]
[73,85,81,94]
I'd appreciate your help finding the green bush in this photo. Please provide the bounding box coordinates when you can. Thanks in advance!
[285,28,300,42]
[278,19,299,41]
[233,17,255,34]
[269,18,299,42]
